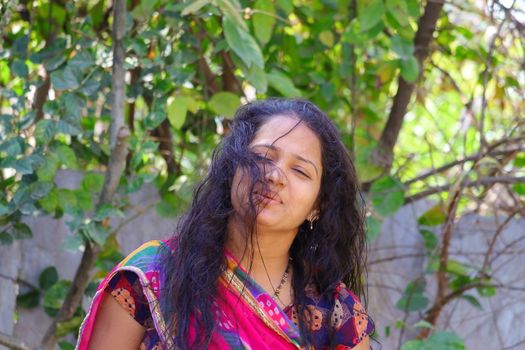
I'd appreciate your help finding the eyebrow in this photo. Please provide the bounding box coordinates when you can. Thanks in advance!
[251,143,320,177]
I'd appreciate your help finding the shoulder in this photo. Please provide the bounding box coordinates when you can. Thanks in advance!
[331,282,375,348]
[117,239,170,271]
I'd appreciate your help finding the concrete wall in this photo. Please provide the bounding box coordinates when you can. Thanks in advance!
[1,171,524,349]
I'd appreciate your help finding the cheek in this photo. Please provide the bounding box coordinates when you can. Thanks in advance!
[295,181,321,213]
[230,168,252,212]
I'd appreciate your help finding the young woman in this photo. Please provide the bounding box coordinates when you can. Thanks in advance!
[77,99,374,349]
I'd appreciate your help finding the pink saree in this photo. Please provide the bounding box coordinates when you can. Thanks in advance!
[76,240,373,349]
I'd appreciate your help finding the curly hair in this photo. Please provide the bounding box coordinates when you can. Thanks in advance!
[159,98,367,349]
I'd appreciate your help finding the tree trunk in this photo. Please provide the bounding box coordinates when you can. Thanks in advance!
[375,0,445,172]
[40,0,129,348]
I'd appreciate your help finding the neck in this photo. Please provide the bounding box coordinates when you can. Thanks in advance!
[225,215,296,278]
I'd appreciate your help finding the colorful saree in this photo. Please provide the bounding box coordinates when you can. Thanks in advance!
[76,240,374,349]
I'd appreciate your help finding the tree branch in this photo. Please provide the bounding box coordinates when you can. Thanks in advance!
[404,137,525,186]
[32,71,50,121]
[221,51,241,93]
[374,0,445,171]
[479,1,511,148]
[40,1,128,348]
[0,331,31,350]
[405,176,525,204]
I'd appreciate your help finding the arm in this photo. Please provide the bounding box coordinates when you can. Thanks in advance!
[87,291,146,350]
[352,336,370,350]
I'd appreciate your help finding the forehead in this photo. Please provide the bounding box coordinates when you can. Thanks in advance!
[251,115,322,162]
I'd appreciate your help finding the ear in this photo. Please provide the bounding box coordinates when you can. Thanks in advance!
[307,208,320,221]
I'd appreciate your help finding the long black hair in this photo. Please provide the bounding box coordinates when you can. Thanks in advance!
[160,98,367,349]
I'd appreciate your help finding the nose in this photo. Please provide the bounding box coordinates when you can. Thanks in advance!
[264,163,287,186]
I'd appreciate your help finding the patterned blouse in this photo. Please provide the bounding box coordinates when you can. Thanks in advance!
[106,270,374,349]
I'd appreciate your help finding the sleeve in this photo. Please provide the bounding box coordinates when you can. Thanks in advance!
[104,270,151,327]
[331,283,375,349]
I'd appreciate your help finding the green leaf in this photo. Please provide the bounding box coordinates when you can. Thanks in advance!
[401,340,424,350]
[319,31,335,47]
[477,285,497,297]
[68,51,94,71]
[56,120,82,135]
[10,59,29,78]
[34,119,57,145]
[208,92,241,118]
[244,63,268,93]
[342,19,367,45]
[406,0,420,17]
[11,222,32,239]
[56,313,84,337]
[396,278,429,312]
[75,189,93,212]
[39,187,59,213]
[216,0,247,30]
[445,259,469,276]
[55,144,78,169]
[369,176,405,217]
[514,153,525,167]
[62,233,85,252]
[427,331,465,349]
[223,16,264,69]
[0,204,8,216]
[39,266,59,290]
[512,183,525,195]
[0,137,23,157]
[358,0,385,32]
[12,34,29,57]
[413,320,434,329]
[51,65,82,90]
[367,216,382,241]
[12,157,34,175]
[16,289,40,308]
[37,153,60,181]
[181,0,211,16]
[156,193,183,218]
[57,189,78,213]
[391,35,414,59]
[84,222,110,245]
[81,172,105,193]
[130,0,160,19]
[460,294,482,309]
[93,204,124,221]
[0,231,14,245]
[449,275,472,291]
[43,280,72,310]
[267,69,302,97]
[30,182,54,200]
[253,0,276,46]
[167,97,189,129]
[400,56,419,82]
[58,341,76,350]
[144,109,166,130]
[355,146,383,182]
[419,229,438,251]
[386,0,410,28]
[418,204,446,226]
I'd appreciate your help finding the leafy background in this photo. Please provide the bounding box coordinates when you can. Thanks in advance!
[0,0,524,349]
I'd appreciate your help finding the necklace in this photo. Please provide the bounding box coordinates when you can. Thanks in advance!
[271,259,291,304]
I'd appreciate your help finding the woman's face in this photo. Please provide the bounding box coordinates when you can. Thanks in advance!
[231,115,323,233]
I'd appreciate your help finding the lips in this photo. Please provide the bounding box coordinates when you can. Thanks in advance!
[253,191,282,204]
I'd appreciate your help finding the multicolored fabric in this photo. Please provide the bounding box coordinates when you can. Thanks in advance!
[76,240,374,349]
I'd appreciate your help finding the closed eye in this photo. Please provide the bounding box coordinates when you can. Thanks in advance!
[254,153,272,162]
[294,168,310,179]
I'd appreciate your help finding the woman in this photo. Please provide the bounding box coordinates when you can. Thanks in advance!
[77,98,374,349]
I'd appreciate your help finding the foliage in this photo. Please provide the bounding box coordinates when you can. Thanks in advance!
[0,0,524,348]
